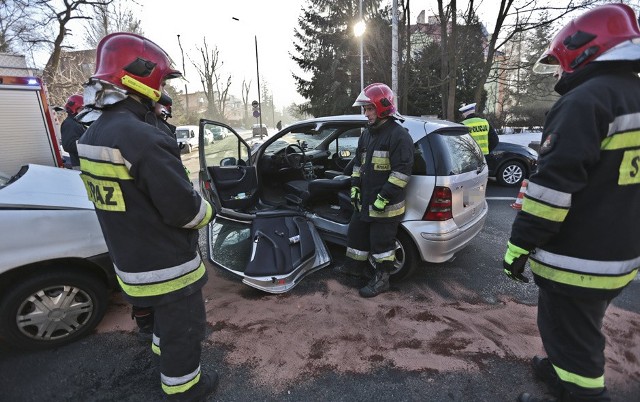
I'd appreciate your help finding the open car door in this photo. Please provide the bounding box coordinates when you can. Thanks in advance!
[198,120,331,293]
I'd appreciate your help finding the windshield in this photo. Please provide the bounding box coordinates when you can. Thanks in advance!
[265,127,337,153]
[175,129,191,139]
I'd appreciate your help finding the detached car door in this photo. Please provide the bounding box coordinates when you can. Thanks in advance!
[198,120,331,294]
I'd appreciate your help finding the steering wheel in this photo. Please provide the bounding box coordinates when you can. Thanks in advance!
[284,144,307,169]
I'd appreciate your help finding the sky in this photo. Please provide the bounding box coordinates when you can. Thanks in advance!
[57,0,503,108]
[128,0,503,108]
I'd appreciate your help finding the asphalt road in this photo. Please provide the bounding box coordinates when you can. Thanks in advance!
[0,180,638,402]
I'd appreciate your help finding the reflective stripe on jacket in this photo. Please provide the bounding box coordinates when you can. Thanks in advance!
[351,119,414,222]
[510,69,640,298]
[78,98,213,305]
[462,117,490,155]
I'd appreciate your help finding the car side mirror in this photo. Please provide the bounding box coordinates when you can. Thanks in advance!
[339,149,352,158]
[220,157,237,166]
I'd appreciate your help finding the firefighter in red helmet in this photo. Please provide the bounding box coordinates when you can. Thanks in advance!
[503,5,640,402]
[60,94,86,169]
[333,83,414,298]
[76,32,217,401]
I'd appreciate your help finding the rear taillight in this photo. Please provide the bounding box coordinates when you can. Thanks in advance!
[423,186,453,221]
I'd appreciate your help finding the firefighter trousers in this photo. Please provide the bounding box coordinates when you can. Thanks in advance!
[152,289,207,396]
[537,287,613,402]
[345,212,399,266]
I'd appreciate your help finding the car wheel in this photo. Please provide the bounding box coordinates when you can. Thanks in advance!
[389,230,418,281]
[0,269,108,350]
[496,160,526,187]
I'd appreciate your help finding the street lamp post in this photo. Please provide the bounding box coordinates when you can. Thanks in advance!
[354,2,366,93]
[233,17,263,137]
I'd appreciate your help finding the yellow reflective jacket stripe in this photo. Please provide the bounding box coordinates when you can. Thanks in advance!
[530,260,638,290]
[522,197,569,222]
[117,263,206,297]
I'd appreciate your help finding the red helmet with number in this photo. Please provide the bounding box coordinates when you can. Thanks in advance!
[534,4,640,75]
[92,32,181,106]
[64,94,84,115]
[352,83,397,119]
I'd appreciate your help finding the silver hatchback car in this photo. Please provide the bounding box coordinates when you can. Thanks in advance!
[198,115,488,293]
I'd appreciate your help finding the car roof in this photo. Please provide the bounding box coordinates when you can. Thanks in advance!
[289,114,467,142]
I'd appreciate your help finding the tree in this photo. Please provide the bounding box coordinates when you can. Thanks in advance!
[240,78,252,127]
[292,0,392,117]
[0,0,38,54]
[192,38,232,121]
[83,0,143,48]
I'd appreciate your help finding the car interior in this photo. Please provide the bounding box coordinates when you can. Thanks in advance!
[202,122,364,224]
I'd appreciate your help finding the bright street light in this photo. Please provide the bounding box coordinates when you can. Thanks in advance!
[354,0,366,94]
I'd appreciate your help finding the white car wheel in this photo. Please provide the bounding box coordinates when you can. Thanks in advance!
[0,269,108,350]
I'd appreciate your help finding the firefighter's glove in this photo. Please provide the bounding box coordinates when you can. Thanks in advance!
[503,241,530,283]
[350,186,361,212]
[372,194,389,212]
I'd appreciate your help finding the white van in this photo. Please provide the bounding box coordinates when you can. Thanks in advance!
[175,125,199,153]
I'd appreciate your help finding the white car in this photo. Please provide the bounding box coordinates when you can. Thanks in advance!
[198,115,489,293]
[0,164,114,350]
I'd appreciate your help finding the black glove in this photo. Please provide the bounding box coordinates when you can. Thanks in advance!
[503,241,530,283]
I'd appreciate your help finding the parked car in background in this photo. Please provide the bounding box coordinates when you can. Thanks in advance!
[486,142,538,186]
[175,125,200,153]
[0,164,115,350]
[198,115,489,293]
[252,123,268,137]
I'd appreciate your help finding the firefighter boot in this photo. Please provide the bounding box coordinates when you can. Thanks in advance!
[131,306,154,341]
[167,371,219,402]
[333,259,370,279]
[532,356,563,396]
[359,262,392,298]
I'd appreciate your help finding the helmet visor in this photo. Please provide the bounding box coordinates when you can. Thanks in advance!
[533,54,560,74]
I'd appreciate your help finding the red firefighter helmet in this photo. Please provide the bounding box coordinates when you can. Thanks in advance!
[352,83,397,119]
[64,94,84,115]
[92,32,181,106]
[534,4,640,74]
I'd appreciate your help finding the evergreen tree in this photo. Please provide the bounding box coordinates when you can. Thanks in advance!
[292,0,391,117]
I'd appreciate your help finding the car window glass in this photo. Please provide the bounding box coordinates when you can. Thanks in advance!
[202,123,249,167]
[175,128,189,139]
[327,127,362,158]
[425,132,484,175]
[265,127,336,154]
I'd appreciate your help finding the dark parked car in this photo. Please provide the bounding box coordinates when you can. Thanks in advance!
[485,142,538,186]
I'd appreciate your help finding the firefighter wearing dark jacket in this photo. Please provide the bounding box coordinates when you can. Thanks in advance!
[503,5,640,402]
[77,33,218,402]
[60,94,86,169]
[334,83,414,298]
[459,102,499,155]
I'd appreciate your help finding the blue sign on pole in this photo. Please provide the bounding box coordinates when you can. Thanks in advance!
[252,110,261,118]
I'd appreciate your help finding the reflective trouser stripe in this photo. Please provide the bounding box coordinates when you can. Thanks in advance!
[553,364,605,389]
[372,250,395,263]
[346,247,369,261]
[162,366,201,395]
[152,333,161,356]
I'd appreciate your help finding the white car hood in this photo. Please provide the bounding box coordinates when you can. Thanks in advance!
[0,164,94,210]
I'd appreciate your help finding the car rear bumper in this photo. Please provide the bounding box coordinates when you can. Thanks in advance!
[400,202,488,263]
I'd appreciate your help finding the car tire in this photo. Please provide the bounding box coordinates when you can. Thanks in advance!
[389,230,418,282]
[0,269,108,350]
[496,160,526,187]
